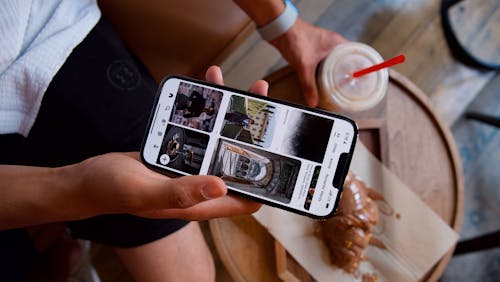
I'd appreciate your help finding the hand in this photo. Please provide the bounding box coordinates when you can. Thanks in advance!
[66,66,266,221]
[270,19,348,107]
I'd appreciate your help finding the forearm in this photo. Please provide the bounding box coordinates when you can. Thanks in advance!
[233,0,285,27]
[0,164,84,229]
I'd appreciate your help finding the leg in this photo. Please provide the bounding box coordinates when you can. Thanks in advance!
[113,222,215,282]
[1,16,204,281]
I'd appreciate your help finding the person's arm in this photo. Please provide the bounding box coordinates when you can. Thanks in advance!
[233,0,285,27]
[234,0,348,107]
[0,164,79,229]
[0,66,266,230]
[0,156,229,230]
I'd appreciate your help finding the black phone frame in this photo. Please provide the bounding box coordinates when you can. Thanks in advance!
[140,75,358,219]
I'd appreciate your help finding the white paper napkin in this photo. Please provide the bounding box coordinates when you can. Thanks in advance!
[253,143,459,282]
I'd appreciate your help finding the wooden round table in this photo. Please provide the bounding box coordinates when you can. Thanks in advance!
[209,68,464,282]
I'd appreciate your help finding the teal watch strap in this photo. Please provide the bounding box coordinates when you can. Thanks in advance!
[257,0,299,41]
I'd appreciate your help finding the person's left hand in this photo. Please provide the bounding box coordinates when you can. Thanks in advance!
[270,19,348,107]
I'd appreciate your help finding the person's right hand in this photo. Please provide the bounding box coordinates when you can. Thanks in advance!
[270,19,348,107]
[63,66,266,221]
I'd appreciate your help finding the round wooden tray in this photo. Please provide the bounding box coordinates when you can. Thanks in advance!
[209,68,464,282]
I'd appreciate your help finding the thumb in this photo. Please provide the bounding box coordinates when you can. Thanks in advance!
[146,175,227,210]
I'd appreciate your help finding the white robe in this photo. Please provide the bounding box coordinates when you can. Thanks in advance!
[0,0,100,136]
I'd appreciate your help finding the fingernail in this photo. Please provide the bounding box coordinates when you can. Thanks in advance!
[201,185,224,200]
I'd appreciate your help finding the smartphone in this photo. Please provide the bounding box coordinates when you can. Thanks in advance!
[140,76,358,219]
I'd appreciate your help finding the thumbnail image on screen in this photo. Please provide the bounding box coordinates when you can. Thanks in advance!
[279,110,334,163]
[208,139,301,204]
[221,95,277,148]
[170,82,223,132]
[156,124,210,174]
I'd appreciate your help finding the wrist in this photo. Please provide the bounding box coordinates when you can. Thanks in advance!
[0,164,84,229]
[268,17,302,50]
[257,0,299,41]
[39,163,98,224]
[57,162,101,220]
[34,165,91,224]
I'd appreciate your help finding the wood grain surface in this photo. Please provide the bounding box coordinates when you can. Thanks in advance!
[209,69,464,282]
[222,0,497,127]
[90,1,496,281]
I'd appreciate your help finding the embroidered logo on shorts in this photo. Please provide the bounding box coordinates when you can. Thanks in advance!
[106,60,141,91]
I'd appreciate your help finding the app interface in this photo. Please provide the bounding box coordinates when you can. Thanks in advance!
[143,78,354,216]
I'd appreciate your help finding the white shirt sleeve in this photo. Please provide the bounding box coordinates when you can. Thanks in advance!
[0,0,101,136]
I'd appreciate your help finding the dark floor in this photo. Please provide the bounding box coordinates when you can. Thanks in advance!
[440,73,500,281]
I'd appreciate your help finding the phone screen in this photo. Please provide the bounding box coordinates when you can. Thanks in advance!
[141,76,357,218]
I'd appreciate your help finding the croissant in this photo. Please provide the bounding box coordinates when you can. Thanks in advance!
[316,172,380,274]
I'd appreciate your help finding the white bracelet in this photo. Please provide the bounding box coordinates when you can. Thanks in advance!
[257,0,299,41]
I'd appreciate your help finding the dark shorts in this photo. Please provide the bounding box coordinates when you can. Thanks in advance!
[0,16,189,252]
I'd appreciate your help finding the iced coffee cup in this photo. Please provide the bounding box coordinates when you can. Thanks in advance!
[317,42,388,112]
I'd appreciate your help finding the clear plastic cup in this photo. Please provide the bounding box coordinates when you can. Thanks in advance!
[317,42,388,112]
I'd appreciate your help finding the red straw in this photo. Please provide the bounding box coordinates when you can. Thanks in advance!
[352,54,406,78]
